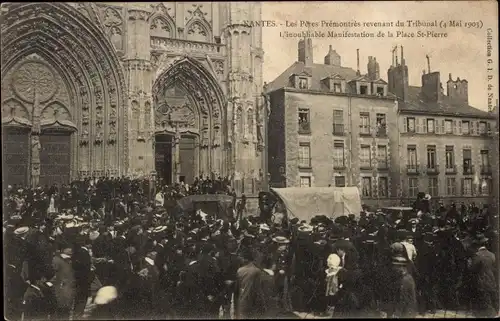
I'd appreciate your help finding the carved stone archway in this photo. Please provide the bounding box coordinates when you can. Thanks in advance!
[152,56,227,178]
[1,3,127,184]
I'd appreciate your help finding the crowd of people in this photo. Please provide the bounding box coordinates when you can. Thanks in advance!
[3,177,499,320]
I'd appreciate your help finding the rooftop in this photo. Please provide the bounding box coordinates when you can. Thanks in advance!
[400,86,493,119]
[266,61,360,94]
[266,61,493,119]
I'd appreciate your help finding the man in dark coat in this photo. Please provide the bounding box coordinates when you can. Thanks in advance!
[235,245,276,319]
[468,234,498,317]
[21,278,56,320]
[415,232,439,314]
[51,242,77,319]
[217,236,243,318]
[5,226,30,320]
[72,237,94,318]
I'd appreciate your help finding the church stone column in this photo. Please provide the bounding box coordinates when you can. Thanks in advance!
[125,8,154,177]
[225,3,262,195]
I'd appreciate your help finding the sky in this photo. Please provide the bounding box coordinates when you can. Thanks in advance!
[261,1,499,111]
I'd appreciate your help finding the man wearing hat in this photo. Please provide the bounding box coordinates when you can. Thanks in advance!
[51,241,77,319]
[72,236,95,319]
[216,236,243,319]
[385,251,418,318]
[5,226,30,320]
[235,242,276,319]
[415,232,439,314]
[468,233,498,317]
[271,232,293,312]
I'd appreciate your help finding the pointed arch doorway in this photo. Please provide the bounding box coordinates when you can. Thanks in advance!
[154,86,199,185]
[153,57,226,185]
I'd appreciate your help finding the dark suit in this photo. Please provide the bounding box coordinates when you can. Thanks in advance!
[469,247,498,317]
[72,246,92,317]
[235,262,275,319]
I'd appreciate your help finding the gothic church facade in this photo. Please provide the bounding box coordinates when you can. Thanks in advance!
[1,2,265,194]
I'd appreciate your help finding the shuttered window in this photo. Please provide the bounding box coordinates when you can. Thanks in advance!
[416,118,422,133]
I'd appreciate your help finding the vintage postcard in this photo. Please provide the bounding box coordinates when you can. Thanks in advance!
[1,1,499,320]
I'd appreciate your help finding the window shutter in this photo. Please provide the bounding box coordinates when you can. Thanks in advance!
[458,121,462,134]
[487,122,491,133]
[403,117,407,133]
[423,120,427,133]
[453,120,457,134]
[461,178,464,196]
[441,120,445,134]
[416,118,422,133]
[471,122,475,134]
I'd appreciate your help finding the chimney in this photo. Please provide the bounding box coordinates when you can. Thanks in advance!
[400,45,405,65]
[446,73,469,105]
[356,49,360,76]
[367,56,380,80]
[324,45,341,66]
[387,46,408,102]
[298,38,313,65]
[421,71,442,103]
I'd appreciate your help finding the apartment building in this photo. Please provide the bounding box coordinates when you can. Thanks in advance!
[265,39,496,207]
[265,39,400,205]
[389,49,496,204]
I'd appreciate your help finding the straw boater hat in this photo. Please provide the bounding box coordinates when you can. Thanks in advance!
[391,255,408,265]
[298,224,313,233]
[10,215,22,222]
[314,239,328,247]
[56,214,74,221]
[272,235,290,244]
[259,223,270,231]
[153,226,167,234]
[423,194,432,201]
[14,226,30,236]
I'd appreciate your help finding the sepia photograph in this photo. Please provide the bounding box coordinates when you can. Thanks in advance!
[1,1,499,320]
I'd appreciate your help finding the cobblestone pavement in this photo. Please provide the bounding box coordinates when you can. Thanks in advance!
[293,310,476,319]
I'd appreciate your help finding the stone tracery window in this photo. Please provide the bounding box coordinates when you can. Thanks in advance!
[150,17,172,38]
[247,108,254,138]
[2,99,30,121]
[187,21,208,42]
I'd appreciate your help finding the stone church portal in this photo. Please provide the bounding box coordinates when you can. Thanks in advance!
[1,2,266,195]
[152,57,225,184]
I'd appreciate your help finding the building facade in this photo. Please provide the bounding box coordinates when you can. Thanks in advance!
[266,39,496,206]
[266,40,400,204]
[389,49,496,205]
[1,2,265,195]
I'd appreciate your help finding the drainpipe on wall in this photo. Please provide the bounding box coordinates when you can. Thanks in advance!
[262,92,270,192]
[348,96,354,187]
